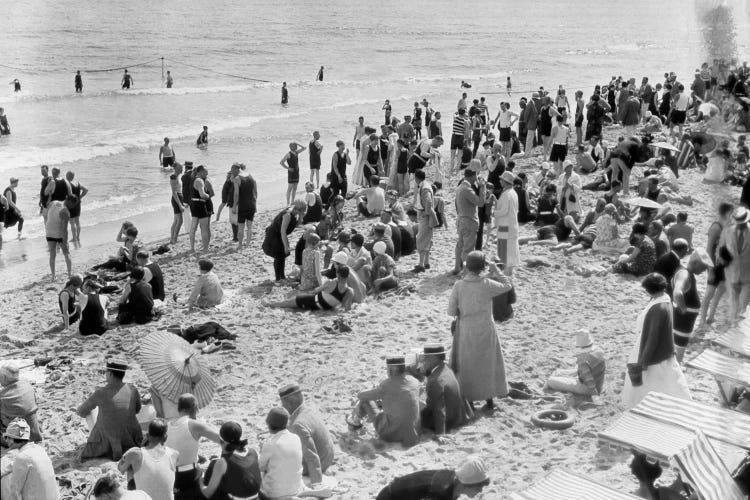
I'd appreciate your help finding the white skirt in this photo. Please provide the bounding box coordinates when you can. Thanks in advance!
[621,356,692,409]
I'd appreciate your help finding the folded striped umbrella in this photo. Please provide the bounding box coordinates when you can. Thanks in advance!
[597,411,746,473]
[711,330,750,359]
[686,349,750,387]
[671,430,745,500]
[139,331,216,408]
[509,469,639,499]
[631,391,750,450]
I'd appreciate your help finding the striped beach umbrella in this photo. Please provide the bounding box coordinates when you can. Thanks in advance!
[139,331,216,408]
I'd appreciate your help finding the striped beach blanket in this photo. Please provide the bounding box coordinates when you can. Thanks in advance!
[509,469,639,500]
[686,349,750,387]
[630,391,750,449]
[671,430,745,500]
[598,411,747,472]
[712,330,750,358]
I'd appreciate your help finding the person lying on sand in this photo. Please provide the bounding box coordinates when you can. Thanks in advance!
[265,265,354,312]
[545,330,606,397]
[347,356,420,447]
[375,456,489,500]
[519,210,580,246]
[91,473,151,499]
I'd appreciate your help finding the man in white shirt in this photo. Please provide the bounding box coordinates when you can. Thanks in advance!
[353,175,386,218]
[4,419,59,500]
[259,407,304,499]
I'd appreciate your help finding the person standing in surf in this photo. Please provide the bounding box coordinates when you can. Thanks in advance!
[506,76,512,96]
[65,171,88,243]
[189,165,212,253]
[317,66,324,81]
[121,69,133,90]
[196,126,208,147]
[280,142,306,206]
[169,163,185,245]
[166,70,174,88]
[75,71,83,93]
[309,131,323,187]
[281,82,289,104]
[159,137,176,168]
[382,100,392,126]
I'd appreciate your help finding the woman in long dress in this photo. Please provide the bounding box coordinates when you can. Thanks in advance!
[622,273,692,409]
[449,251,512,410]
[261,200,307,282]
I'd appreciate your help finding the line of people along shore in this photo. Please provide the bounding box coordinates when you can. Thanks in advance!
[3,59,750,499]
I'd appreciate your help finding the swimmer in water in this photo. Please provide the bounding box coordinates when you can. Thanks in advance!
[317,66,324,82]
[121,69,133,89]
[507,76,512,96]
[0,108,10,135]
[10,79,21,92]
[196,126,208,147]
[166,70,173,88]
[461,80,472,89]
[159,137,176,168]
[281,82,289,104]
[75,71,83,93]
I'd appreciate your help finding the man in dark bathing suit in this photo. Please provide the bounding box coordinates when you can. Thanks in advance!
[196,126,208,147]
[281,82,289,104]
[75,71,83,93]
[121,70,133,90]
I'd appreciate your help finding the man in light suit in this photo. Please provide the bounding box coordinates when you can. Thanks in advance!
[718,207,750,322]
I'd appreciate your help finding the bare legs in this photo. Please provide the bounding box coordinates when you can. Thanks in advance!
[69,217,81,242]
[48,241,72,281]
[237,221,253,251]
[310,169,319,188]
[170,213,183,245]
[697,283,725,328]
[286,183,298,206]
[189,217,211,253]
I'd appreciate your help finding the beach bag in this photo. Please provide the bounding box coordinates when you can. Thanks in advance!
[492,287,514,322]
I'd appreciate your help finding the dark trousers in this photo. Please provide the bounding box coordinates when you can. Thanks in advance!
[331,176,348,198]
[231,223,238,241]
[475,222,484,250]
[174,468,202,500]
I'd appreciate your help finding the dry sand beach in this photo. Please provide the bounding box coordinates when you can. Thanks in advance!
[0,124,743,498]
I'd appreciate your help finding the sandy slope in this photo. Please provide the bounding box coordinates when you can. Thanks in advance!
[0,126,742,499]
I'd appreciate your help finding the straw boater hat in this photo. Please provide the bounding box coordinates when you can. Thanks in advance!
[386,356,406,366]
[423,344,446,360]
[278,383,301,399]
[575,329,595,349]
[733,207,750,224]
[106,358,129,373]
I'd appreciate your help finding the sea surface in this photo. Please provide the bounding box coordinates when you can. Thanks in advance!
[0,0,748,286]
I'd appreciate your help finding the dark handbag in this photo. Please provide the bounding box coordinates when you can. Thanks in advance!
[507,285,517,304]
[627,363,643,386]
[568,193,577,203]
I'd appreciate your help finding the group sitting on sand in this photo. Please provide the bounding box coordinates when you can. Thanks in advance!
[5,58,750,499]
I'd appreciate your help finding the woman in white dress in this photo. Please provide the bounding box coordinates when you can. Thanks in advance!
[592,204,629,255]
[622,273,692,409]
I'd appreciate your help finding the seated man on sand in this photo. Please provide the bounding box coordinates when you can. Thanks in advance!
[666,212,694,250]
[258,407,304,500]
[278,384,335,487]
[0,365,43,446]
[266,265,354,312]
[375,456,490,500]
[347,233,373,285]
[77,359,142,461]
[322,251,366,302]
[370,241,399,294]
[545,330,606,398]
[347,356,420,447]
[365,222,395,259]
[188,258,223,311]
[575,145,598,174]
[640,111,663,134]
[352,175,386,218]
[117,267,154,325]
[419,345,470,437]
[3,419,58,500]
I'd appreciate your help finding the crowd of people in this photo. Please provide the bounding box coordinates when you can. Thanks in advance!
[2,57,750,499]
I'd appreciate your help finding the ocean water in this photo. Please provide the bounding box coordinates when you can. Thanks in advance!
[0,0,748,280]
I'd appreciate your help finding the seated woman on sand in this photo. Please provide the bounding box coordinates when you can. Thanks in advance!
[91,222,140,272]
[78,279,109,336]
[612,223,657,276]
[188,259,223,311]
[200,422,261,500]
[58,273,83,330]
[592,204,630,255]
[265,265,354,312]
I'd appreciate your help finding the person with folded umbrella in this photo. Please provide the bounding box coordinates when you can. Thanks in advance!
[258,407,304,500]
[375,455,490,500]
[77,359,143,460]
[347,356,420,447]
[118,419,178,500]
[419,345,469,437]
[165,394,220,499]
[200,421,261,500]
[0,365,43,446]
[3,419,58,500]
[278,384,334,487]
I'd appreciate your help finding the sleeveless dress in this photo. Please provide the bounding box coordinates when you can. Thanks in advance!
[68,181,82,218]
[58,289,80,325]
[309,141,321,170]
[262,210,299,259]
[204,451,261,500]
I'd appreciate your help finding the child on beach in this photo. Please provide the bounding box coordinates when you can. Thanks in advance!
[300,232,323,292]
